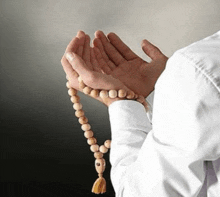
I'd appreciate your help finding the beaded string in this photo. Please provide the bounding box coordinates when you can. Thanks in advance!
[66,76,148,194]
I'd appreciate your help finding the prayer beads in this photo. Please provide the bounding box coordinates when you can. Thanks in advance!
[66,76,148,194]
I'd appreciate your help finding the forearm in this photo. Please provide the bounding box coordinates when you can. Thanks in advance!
[108,55,206,197]
[108,31,220,196]
[108,100,152,193]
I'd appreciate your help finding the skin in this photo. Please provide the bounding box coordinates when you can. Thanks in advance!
[93,30,168,97]
[61,31,127,106]
[61,31,168,106]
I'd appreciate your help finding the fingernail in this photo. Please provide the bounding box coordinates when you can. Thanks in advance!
[65,52,74,62]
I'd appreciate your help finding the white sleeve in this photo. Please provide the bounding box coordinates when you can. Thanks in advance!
[108,100,152,193]
[108,31,220,197]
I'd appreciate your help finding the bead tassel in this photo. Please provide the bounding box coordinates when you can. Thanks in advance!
[66,76,148,194]
[92,174,106,194]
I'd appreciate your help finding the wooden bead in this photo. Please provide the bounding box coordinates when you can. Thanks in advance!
[66,81,71,89]
[72,71,79,78]
[100,90,108,99]
[104,140,111,149]
[126,91,135,99]
[136,95,145,103]
[84,130,94,138]
[90,89,99,98]
[70,95,80,103]
[87,137,97,145]
[68,88,77,96]
[79,81,86,89]
[90,144,99,152]
[81,123,91,131]
[78,76,83,83]
[78,116,88,124]
[109,90,117,98]
[78,76,86,89]
[95,158,106,174]
[94,152,104,159]
[134,94,139,99]
[83,87,92,95]
[75,109,85,118]
[73,103,82,110]
[118,89,127,98]
[99,145,108,153]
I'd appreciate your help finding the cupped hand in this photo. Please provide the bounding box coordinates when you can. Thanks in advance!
[93,31,168,98]
[61,31,130,106]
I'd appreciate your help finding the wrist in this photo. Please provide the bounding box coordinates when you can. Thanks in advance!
[103,97,123,107]
[103,94,149,112]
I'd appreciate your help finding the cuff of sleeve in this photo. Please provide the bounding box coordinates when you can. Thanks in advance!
[108,100,151,137]
[145,91,154,124]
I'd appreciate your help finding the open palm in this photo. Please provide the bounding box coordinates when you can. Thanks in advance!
[93,31,168,98]
[61,31,131,106]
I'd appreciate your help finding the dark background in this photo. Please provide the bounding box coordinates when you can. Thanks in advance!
[1,0,220,196]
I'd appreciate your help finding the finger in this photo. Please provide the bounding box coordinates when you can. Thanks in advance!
[90,48,102,73]
[65,52,127,91]
[61,56,79,78]
[82,34,91,62]
[94,30,125,66]
[63,36,79,64]
[62,56,105,104]
[77,30,85,38]
[77,46,83,58]
[107,32,139,60]
[76,31,86,57]
[65,52,92,78]
[93,38,116,71]
[141,39,164,61]
[93,38,109,62]
[94,47,112,75]
[61,56,79,89]
[65,37,79,53]
[62,37,79,79]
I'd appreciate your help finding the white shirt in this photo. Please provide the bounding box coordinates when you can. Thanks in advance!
[108,31,220,197]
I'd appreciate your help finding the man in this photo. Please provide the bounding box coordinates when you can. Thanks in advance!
[61,30,220,196]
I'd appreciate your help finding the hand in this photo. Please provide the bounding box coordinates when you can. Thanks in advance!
[61,31,130,106]
[93,31,168,98]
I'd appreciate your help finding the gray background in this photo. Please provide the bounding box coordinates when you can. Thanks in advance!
[1,0,220,196]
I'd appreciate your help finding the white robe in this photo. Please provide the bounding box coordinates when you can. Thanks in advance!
[108,30,220,197]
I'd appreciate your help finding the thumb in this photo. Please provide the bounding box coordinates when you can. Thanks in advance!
[141,39,164,61]
[65,52,129,93]
[65,52,91,77]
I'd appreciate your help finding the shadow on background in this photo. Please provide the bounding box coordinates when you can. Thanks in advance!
[1,181,115,197]
[1,1,220,196]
